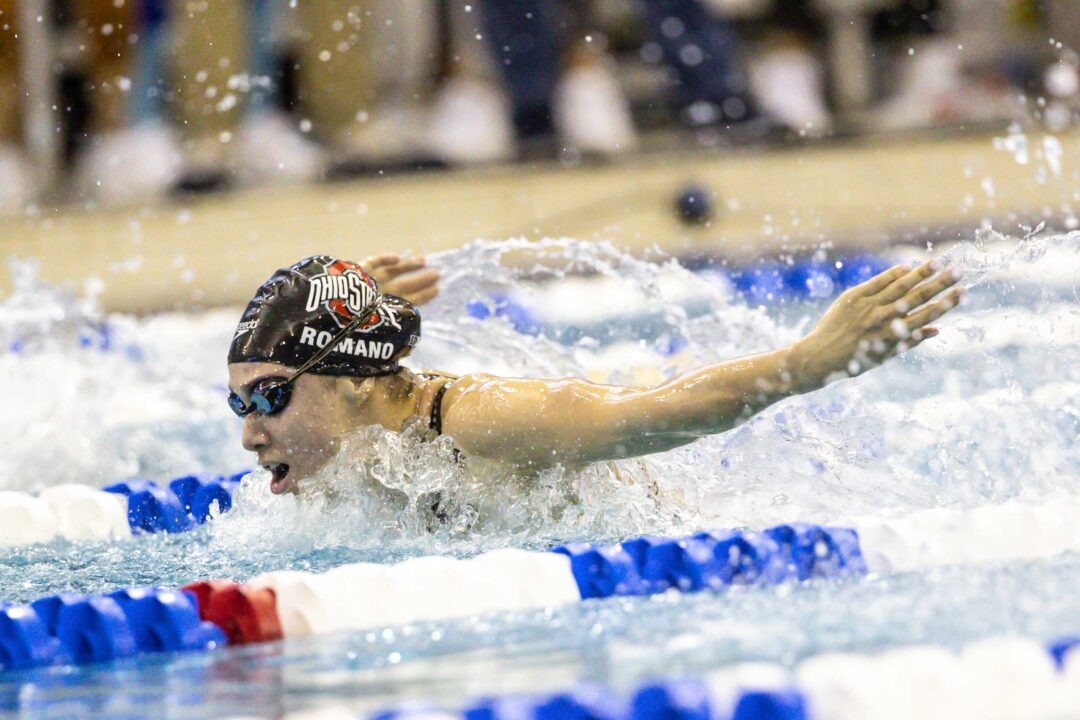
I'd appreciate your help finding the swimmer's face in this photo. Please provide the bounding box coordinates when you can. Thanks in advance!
[228,362,359,495]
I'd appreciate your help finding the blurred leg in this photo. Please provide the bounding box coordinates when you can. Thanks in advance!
[1042,0,1080,49]
[226,0,324,186]
[480,0,562,138]
[0,0,18,143]
[445,0,499,82]
[169,0,248,185]
[640,0,749,120]
[0,0,39,212]
[738,0,831,131]
[73,0,139,133]
[427,0,515,164]
[295,0,437,165]
[552,0,638,154]
[293,1,378,153]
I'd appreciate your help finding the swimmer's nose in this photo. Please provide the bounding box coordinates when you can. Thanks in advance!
[242,415,270,453]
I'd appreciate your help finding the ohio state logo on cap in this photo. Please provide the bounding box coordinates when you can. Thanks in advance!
[304,259,383,330]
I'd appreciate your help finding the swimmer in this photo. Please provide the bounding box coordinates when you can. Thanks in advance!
[228,255,963,495]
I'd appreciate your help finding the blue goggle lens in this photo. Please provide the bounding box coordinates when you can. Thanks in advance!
[228,379,293,418]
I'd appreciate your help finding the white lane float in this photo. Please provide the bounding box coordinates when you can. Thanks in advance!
[246,551,580,638]
[840,497,1080,574]
[0,486,130,547]
[38,484,131,542]
[0,491,59,547]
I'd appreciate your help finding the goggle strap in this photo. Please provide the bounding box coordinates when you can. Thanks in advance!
[289,314,364,378]
[230,306,374,417]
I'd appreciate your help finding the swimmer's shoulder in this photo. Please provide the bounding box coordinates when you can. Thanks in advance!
[413,370,492,436]
[416,372,498,431]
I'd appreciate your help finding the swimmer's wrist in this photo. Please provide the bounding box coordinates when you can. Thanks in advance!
[785,338,827,394]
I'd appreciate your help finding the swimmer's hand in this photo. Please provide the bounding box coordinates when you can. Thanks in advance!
[789,260,964,389]
[362,254,441,305]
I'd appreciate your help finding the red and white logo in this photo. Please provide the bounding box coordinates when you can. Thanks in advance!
[305,259,402,332]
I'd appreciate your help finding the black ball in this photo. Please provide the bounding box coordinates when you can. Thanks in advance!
[675,183,715,225]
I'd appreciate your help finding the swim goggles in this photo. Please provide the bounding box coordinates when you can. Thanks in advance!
[228,314,363,418]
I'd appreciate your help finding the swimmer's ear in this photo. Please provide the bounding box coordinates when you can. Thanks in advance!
[338,376,376,407]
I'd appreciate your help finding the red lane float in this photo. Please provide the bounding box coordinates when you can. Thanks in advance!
[182,581,283,644]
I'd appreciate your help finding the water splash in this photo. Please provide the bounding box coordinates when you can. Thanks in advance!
[0,259,249,490]
[1,232,1077,563]
[204,231,1079,561]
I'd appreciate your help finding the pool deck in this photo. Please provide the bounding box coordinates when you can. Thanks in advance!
[1,126,1077,313]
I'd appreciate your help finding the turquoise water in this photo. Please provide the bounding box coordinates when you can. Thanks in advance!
[0,231,1077,717]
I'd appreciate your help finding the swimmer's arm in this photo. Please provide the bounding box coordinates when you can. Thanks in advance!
[439,350,802,467]
[442,261,963,467]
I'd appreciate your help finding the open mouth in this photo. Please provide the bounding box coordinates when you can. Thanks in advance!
[265,463,291,494]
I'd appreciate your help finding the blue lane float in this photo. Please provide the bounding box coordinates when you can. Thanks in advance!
[551,523,868,601]
[727,254,889,305]
[103,470,248,534]
[0,588,226,671]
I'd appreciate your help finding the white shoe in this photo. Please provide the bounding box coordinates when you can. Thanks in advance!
[0,144,37,213]
[73,123,181,206]
[553,63,638,156]
[235,110,324,186]
[749,47,830,134]
[876,40,964,130]
[332,103,431,167]
[427,76,514,165]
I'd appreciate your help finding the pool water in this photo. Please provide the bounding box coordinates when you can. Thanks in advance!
[0,229,1077,717]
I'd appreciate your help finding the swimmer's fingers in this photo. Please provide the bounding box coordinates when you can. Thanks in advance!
[381,267,441,305]
[894,269,960,315]
[380,256,428,279]
[387,267,440,294]
[871,260,939,304]
[884,325,939,361]
[407,284,440,305]
[904,289,963,330]
[857,264,910,297]
[360,254,402,275]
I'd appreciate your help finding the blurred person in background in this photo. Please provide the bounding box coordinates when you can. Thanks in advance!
[478,0,640,158]
[724,0,958,132]
[167,0,437,191]
[730,0,1037,132]
[70,0,185,205]
[1040,0,1080,131]
[634,0,762,132]
[0,2,36,213]
[2,0,1070,211]
[0,0,170,210]
[472,0,835,152]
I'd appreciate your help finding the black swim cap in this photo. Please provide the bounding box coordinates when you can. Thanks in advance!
[228,255,421,376]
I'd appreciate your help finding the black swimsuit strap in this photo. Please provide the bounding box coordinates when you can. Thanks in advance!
[429,381,450,435]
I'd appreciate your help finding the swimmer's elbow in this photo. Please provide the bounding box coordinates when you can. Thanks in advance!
[443,376,671,467]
